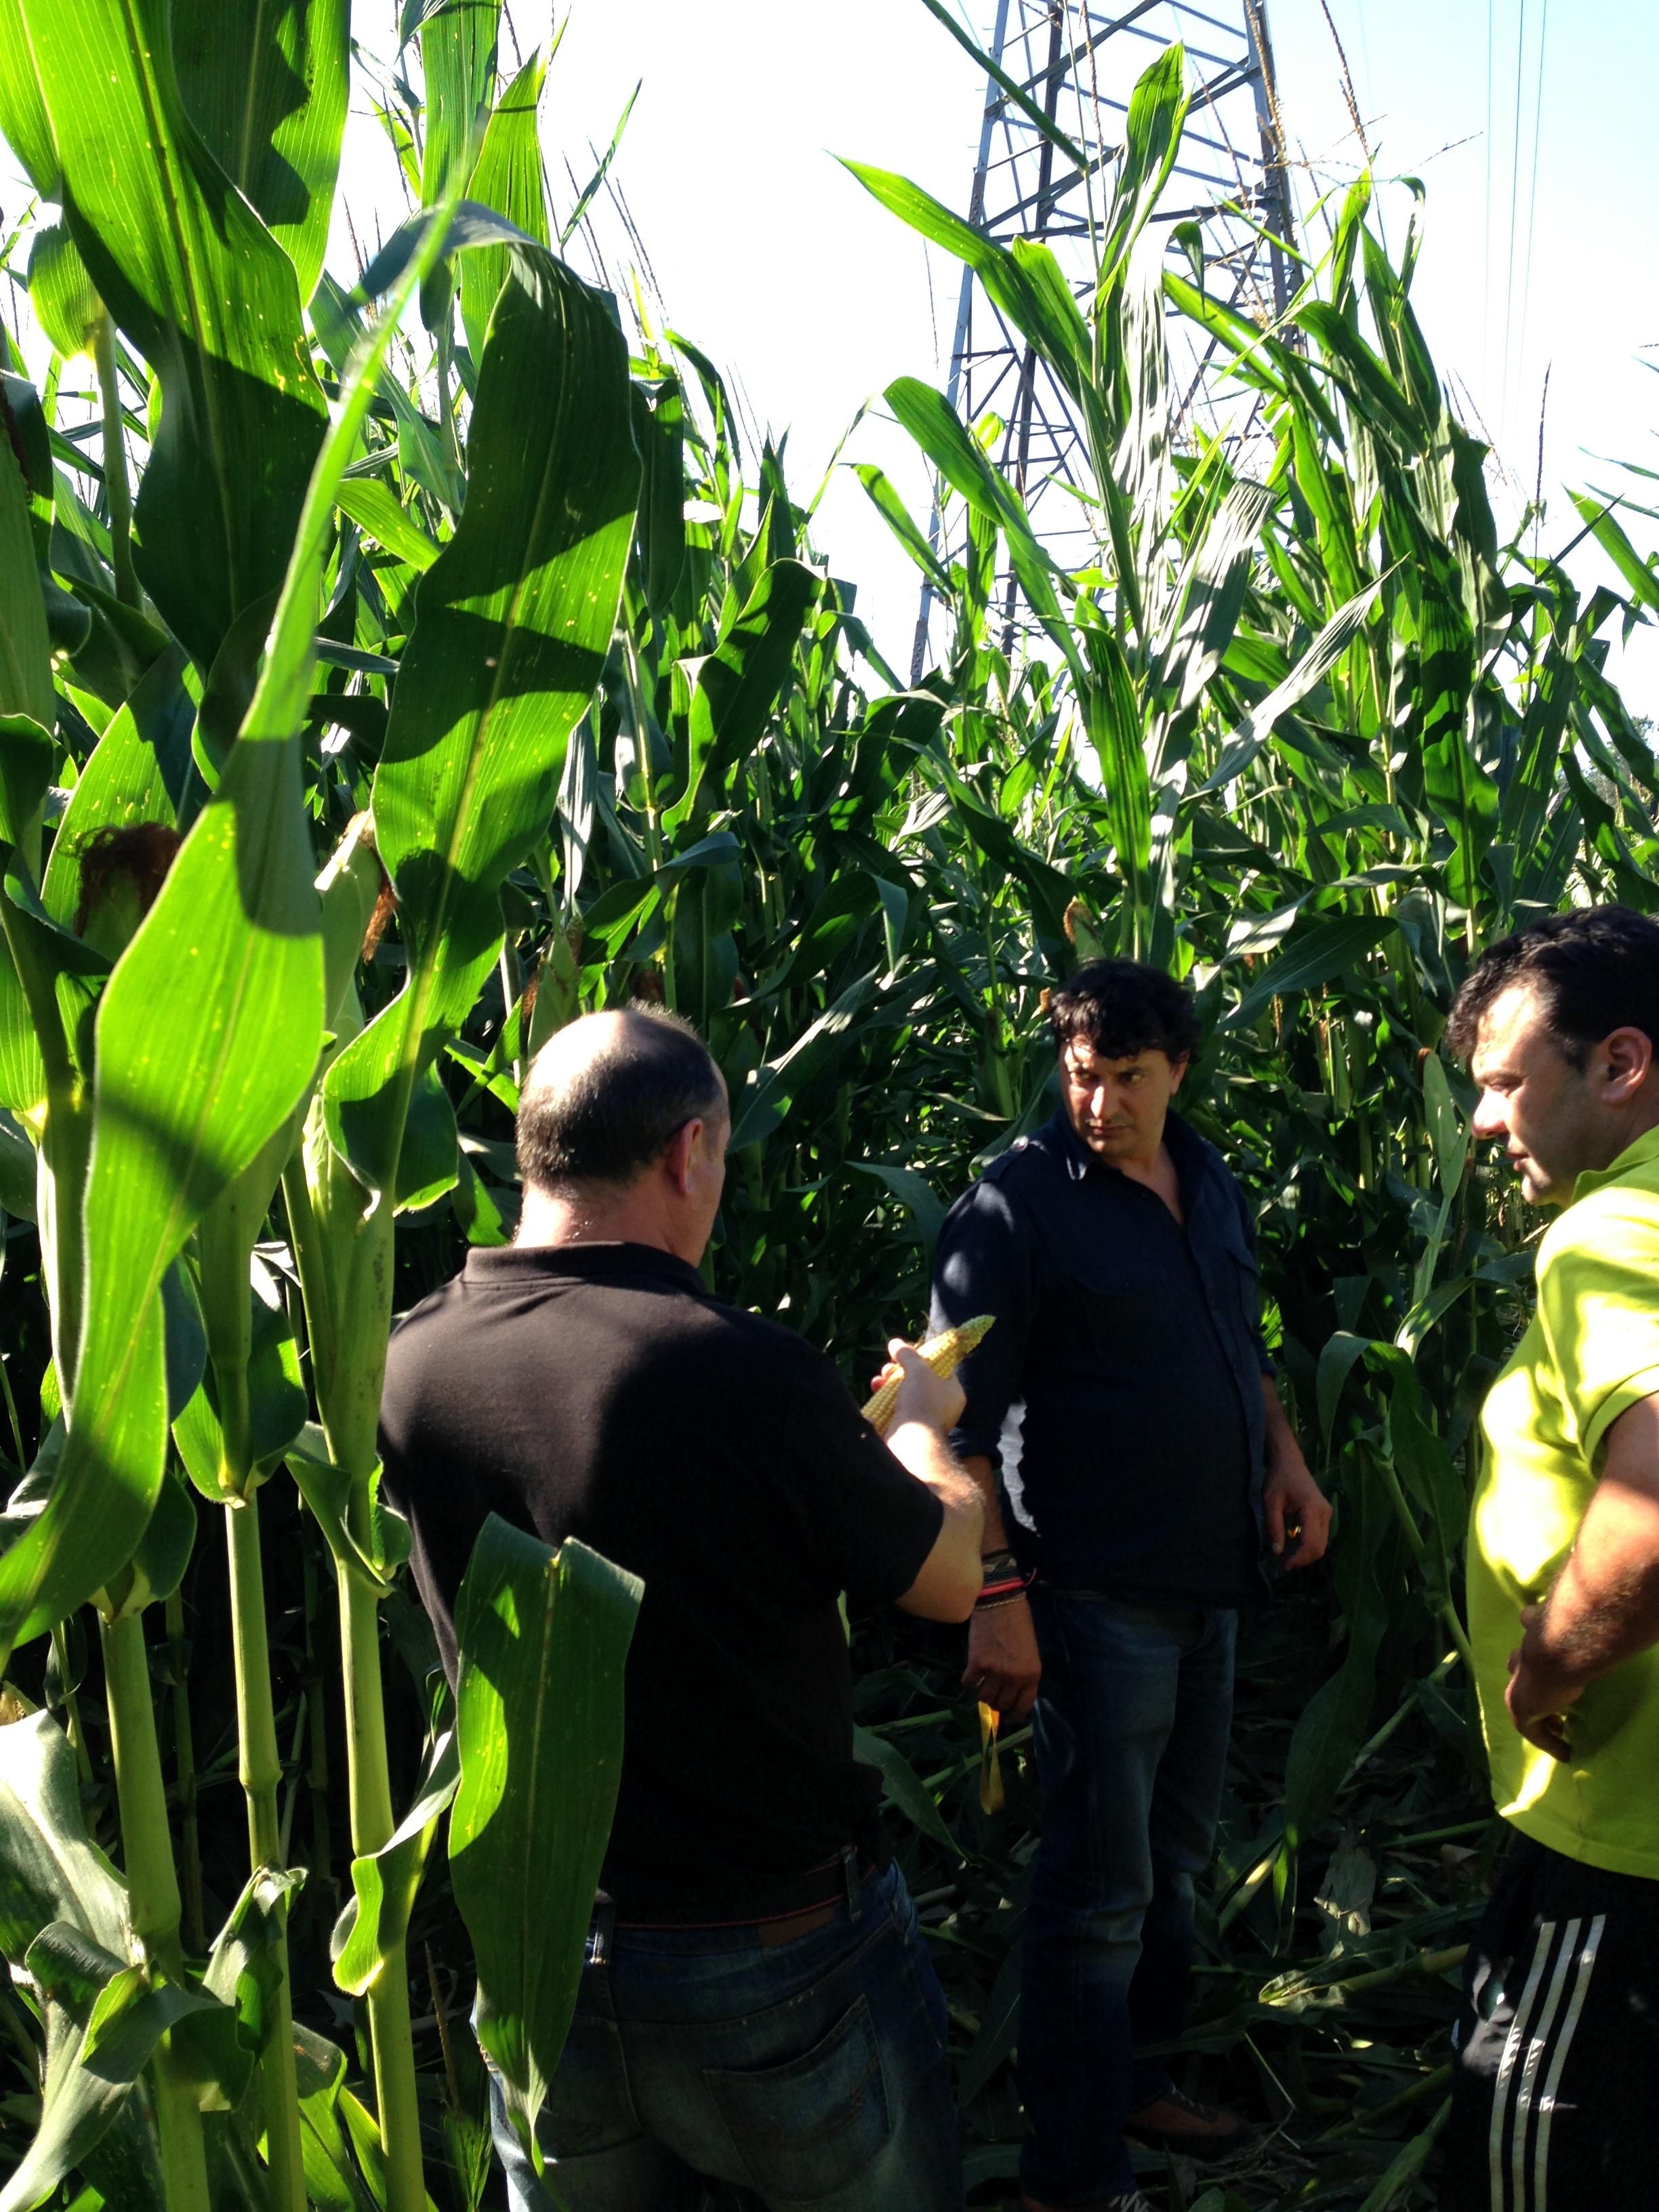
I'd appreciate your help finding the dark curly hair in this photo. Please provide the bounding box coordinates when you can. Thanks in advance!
[1444,906,1659,1070]
[1046,959,1203,1065]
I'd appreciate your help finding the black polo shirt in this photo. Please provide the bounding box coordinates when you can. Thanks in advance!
[379,1242,943,1913]
[929,1107,1271,1604]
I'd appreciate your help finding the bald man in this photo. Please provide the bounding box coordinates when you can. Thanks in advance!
[380,1006,983,2212]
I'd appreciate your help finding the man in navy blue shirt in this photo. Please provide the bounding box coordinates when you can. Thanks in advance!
[930,960,1330,2212]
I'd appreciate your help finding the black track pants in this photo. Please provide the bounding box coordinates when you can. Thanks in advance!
[1438,1832,1659,2212]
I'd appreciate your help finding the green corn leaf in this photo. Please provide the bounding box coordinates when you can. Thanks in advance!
[1097,44,1189,298]
[39,648,190,927]
[172,0,350,305]
[0,1711,128,1963]
[333,1732,459,1997]
[1416,590,1488,907]
[0,1923,159,2212]
[663,558,821,834]
[1297,302,1420,453]
[335,480,439,574]
[325,245,640,1203]
[0,180,455,1662]
[459,50,549,363]
[846,1162,944,1250]
[1316,1330,1372,1458]
[1154,480,1277,716]
[729,972,881,1151]
[1200,578,1384,792]
[1568,493,1659,617]
[1163,271,1290,400]
[25,222,102,361]
[1282,1464,1389,1852]
[884,377,1078,677]
[558,76,639,251]
[1224,914,1399,1033]
[192,1864,307,2114]
[852,1725,961,1857]
[912,0,1086,173]
[1080,621,1151,879]
[0,0,58,194]
[840,163,1080,406]
[451,1521,641,2165]
[0,718,54,853]
[18,0,329,669]
[420,0,499,207]
[1369,1345,1467,1571]
[853,464,951,592]
[1420,1052,1469,1197]
[7,1917,242,2212]
[0,432,52,737]
[0,1716,165,2212]
[957,1935,1023,2106]
[173,1253,307,1500]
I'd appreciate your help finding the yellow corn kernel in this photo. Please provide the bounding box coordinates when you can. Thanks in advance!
[861,1314,996,1437]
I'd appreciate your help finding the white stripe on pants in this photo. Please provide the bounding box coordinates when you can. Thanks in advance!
[1486,1913,1605,2211]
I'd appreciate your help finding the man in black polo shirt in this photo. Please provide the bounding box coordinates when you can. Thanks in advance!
[929,960,1330,2212]
[381,1006,983,2212]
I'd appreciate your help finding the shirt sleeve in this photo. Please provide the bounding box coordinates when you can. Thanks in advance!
[928,1171,1036,1469]
[1537,1186,1659,1467]
[746,1334,945,1607]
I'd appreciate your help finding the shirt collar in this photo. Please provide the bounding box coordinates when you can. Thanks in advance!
[1570,1121,1659,1204]
[462,1240,708,1296]
[1036,1103,1202,1186]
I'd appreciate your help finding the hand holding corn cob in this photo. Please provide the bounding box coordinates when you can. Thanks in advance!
[863,1315,996,1437]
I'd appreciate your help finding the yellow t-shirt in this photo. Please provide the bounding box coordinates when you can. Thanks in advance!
[1469,1122,1659,1878]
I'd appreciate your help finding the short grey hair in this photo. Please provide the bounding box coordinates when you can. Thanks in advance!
[516,1007,724,1191]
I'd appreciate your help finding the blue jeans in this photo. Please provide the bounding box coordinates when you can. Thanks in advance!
[1019,1590,1237,2205]
[491,1858,964,2211]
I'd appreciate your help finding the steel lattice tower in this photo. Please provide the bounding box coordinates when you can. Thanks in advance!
[912,0,1295,677]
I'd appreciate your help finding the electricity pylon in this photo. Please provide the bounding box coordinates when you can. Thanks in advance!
[912,0,1295,677]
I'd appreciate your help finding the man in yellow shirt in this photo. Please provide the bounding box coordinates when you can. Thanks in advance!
[1439,905,1659,2211]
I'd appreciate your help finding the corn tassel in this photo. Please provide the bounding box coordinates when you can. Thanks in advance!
[861,1315,996,1436]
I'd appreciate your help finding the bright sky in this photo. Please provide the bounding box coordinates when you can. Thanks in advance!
[5,3,1656,708]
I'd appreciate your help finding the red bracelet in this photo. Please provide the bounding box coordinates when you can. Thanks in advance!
[975,1570,1034,1609]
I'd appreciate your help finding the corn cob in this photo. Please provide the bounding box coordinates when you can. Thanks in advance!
[861,1314,996,1436]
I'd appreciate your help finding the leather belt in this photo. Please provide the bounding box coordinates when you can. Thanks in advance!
[590,1845,876,1957]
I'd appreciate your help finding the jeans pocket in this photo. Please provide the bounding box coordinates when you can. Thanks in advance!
[704,1992,891,2204]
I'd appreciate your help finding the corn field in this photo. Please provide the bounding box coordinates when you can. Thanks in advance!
[0,4,1656,2208]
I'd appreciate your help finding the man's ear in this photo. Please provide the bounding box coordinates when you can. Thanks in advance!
[1169,1054,1191,1092]
[1600,1026,1655,1103]
[661,1118,700,1195]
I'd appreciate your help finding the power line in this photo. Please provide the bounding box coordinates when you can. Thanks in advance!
[1498,0,1528,439]
[1482,0,1494,377]
[1514,0,1551,434]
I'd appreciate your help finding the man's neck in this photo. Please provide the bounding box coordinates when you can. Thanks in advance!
[1119,1143,1183,1221]
[516,1183,674,1254]
[1568,1097,1659,1197]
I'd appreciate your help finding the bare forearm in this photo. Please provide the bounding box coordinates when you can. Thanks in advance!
[1262,1377,1298,1472]
[887,1421,984,1619]
[1534,1486,1659,1692]
[962,1453,1008,1551]
[888,1423,984,1538]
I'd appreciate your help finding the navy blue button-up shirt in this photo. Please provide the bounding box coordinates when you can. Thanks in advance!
[929,1106,1273,1604]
